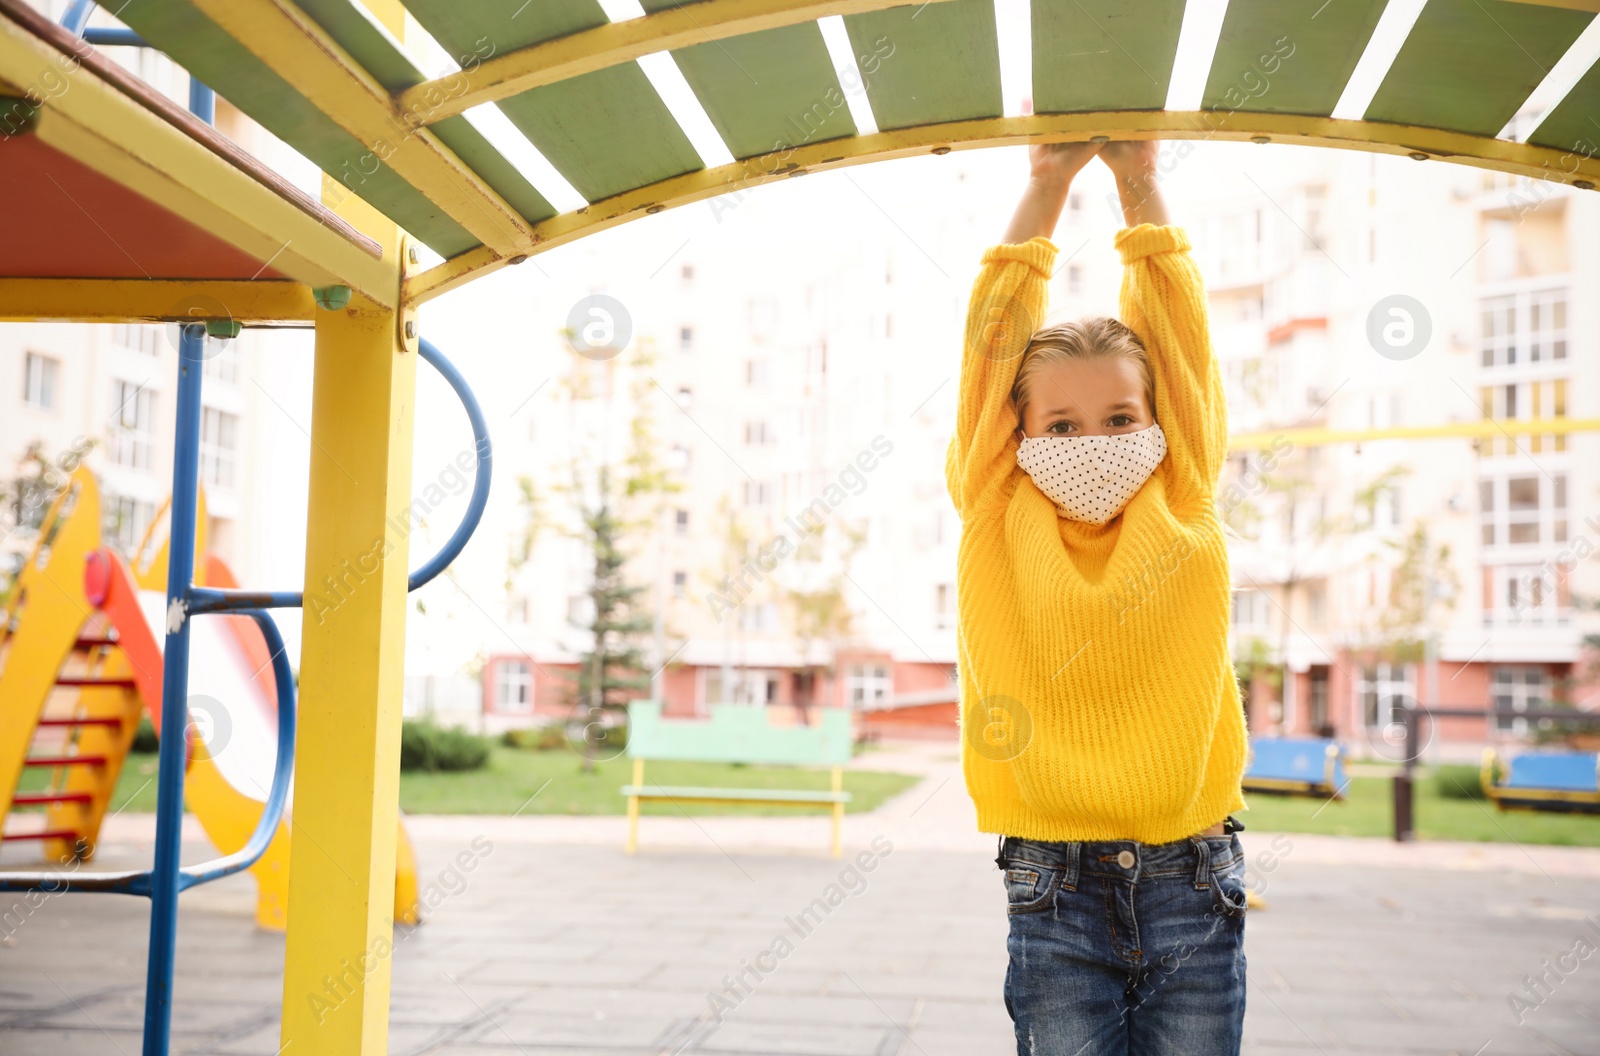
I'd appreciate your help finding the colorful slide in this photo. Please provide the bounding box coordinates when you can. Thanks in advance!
[0,467,418,929]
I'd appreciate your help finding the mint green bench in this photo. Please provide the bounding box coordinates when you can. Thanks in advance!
[621,700,854,857]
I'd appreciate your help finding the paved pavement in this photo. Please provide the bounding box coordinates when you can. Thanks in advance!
[3,743,1599,1055]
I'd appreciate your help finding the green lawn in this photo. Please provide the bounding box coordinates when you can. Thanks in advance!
[41,749,921,818]
[1241,772,1600,847]
[28,753,1600,845]
[398,749,921,816]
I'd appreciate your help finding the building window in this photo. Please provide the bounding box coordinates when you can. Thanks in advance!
[104,494,155,552]
[669,445,691,472]
[672,570,687,598]
[200,407,238,489]
[1309,667,1330,734]
[680,263,694,284]
[1491,665,1546,734]
[112,324,161,356]
[675,385,693,410]
[495,660,532,711]
[109,380,156,470]
[23,352,59,410]
[1230,589,1270,632]
[737,601,778,632]
[679,326,694,353]
[934,583,951,631]
[1480,472,1566,548]
[1486,564,1569,627]
[742,480,771,507]
[744,420,776,445]
[1482,290,1566,367]
[847,663,890,709]
[1067,265,1083,295]
[674,508,689,535]
[1358,663,1412,730]
[746,358,772,387]
[703,667,779,706]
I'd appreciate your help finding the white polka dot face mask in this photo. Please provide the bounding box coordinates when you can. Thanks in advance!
[1015,423,1167,525]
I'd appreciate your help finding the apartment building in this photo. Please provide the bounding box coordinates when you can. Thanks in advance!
[1205,148,1600,759]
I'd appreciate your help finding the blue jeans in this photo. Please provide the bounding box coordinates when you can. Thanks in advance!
[998,832,1248,1055]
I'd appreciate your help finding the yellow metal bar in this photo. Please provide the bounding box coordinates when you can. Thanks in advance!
[277,164,414,1052]
[0,279,315,323]
[625,757,643,855]
[830,766,843,859]
[188,0,532,256]
[1228,417,1600,451]
[400,0,959,124]
[407,110,1600,304]
[0,18,393,308]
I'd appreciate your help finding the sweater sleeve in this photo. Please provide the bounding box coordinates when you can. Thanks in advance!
[1115,224,1226,513]
[947,236,1057,517]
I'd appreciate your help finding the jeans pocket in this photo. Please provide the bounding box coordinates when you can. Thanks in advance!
[1003,862,1060,915]
[1209,855,1248,920]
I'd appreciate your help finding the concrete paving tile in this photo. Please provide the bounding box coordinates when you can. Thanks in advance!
[696,1018,892,1055]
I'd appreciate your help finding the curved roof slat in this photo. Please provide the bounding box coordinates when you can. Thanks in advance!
[637,3,857,159]
[1201,0,1388,117]
[113,0,484,256]
[841,0,1002,129]
[407,0,705,203]
[293,0,561,225]
[1527,50,1600,151]
[1365,0,1595,136]
[1032,0,1186,113]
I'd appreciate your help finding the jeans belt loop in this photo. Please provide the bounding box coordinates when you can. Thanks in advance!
[1190,837,1212,891]
[1062,841,1081,891]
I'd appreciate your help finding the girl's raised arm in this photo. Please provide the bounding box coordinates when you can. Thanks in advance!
[946,143,1100,517]
[1103,142,1228,515]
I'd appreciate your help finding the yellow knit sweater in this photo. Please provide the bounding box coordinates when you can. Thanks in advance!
[945,224,1247,845]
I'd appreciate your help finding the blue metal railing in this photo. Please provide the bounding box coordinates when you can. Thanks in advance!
[0,11,495,1054]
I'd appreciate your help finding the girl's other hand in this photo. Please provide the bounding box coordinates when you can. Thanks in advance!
[1027,141,1103,186]
[1099,140,1161,178]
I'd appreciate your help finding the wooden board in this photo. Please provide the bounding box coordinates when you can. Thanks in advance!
[295,0,558,224]
[114,0,482,255]
[406,0,704,203]
[1032,0,1183,113]
[1202,0,1387,117]
[640,0,855,158]
[843,0,1001,130]
[1366,0,1594,136]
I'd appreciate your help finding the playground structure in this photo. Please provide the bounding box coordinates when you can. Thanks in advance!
[3,0,1600,1053]
[0,467,422,929]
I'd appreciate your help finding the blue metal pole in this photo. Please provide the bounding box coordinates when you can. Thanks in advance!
[188,80,214,125]
[141,323,206,1056]
[60,0,96,35]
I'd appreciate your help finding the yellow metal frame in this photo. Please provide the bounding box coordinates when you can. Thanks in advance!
[0,279,316,323]
[407,110,1600,304]
[1229,417,1600,452]
[400,0,960,122]
[188,0,533,256]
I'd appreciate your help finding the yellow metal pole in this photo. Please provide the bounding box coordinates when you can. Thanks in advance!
[277,188,414,1056]
[830,766,844,859]
[278,5,414,1050]
[626,758,644,854]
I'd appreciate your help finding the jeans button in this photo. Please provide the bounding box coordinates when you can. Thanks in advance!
[1116,850,1135,868]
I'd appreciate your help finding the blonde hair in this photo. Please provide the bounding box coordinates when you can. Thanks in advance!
[1010,317,1155,429]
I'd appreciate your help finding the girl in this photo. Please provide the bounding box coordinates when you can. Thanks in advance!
[946,139,1250,1055]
